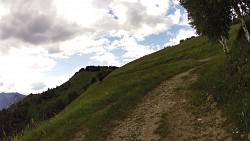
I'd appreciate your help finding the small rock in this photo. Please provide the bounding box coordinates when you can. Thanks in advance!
[241,134,245,139]
[225,137,233,141]
[197,118,202,122]
[210,102,217,109]
[207,94,214,102]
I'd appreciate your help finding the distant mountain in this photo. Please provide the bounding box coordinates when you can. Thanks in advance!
[0,92,26,110]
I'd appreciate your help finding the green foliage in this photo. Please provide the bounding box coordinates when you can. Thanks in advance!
[181,0,232,43]
[97,68,112,82]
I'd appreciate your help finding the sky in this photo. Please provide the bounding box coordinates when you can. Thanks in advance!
[0,0,196,95]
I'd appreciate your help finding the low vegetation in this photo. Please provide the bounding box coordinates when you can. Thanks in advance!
[154,112,169,139]
[191,22,250,140]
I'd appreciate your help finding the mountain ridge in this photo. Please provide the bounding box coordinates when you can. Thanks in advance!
[0,92,25,110]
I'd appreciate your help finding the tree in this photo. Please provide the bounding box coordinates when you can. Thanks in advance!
[97,70,105,82]
[180,0,232,53]
[208,0,250,42]
[229,0,250,42]
[68,90,78,102]
[181,0,250,53]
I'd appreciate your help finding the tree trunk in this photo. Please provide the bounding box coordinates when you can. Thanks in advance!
[233,4,250,42]
[218,36,230,54]
[240,18,250,42]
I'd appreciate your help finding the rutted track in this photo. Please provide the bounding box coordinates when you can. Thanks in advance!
[107,68,232,141]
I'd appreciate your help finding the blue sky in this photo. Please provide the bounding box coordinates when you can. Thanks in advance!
[0,0,196,94]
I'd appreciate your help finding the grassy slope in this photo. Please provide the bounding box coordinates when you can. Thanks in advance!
[13,24,240,141]
[0,68,111,140]
[26,71,98,120]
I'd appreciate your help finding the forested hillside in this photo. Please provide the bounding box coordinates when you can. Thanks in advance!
[0,66,117,140]
[0,93,25,110]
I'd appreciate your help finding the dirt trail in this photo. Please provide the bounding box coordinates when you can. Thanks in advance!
[107,68,232,141]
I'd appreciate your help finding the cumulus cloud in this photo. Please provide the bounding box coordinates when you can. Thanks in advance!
[165,29,197,46]
[119,37,158,61]
[0,48,56,72]
[48,0,176,62]
[0,47,56,94]
[46,45,63,54]
[31,82,46,91]
[168,9,181,24]
[0,0,186,57]
[91,52,122,67]
[0,0,194,94]
[178,10,190,26]
[102,0,172,40]
[0,0,82,45]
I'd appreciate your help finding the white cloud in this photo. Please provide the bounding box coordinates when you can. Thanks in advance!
[91,52,122,67]
[52,0,174,42]
[168,9,181,24]
[31,82,46,90]
[172,0,180,5]
[178,10,190,26]
[48,0,175,61]
[165,29,197,46]
[53,0,99,28]
[120,37,158,61]
[0,47,56,94]
[0,0,182,57]
[0,0,194,94]
[0,48,55,73]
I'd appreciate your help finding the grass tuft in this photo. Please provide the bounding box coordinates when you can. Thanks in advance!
[154,112,169,139]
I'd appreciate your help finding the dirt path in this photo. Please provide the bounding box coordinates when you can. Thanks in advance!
[107,68,232,141]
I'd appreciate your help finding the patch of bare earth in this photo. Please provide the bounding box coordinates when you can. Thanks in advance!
[70,132,85,141]
[107,68,233,141]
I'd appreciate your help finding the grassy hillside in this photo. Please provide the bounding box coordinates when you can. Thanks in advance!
[0,66,116,140]
[12,24,242,141]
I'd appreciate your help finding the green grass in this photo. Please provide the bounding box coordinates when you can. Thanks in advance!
[12,24,241,141]
[154,112,169,140]
[190,23,250,140]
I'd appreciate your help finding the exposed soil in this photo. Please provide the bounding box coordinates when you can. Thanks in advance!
[70,131,85,141]
[107,68,233,141]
